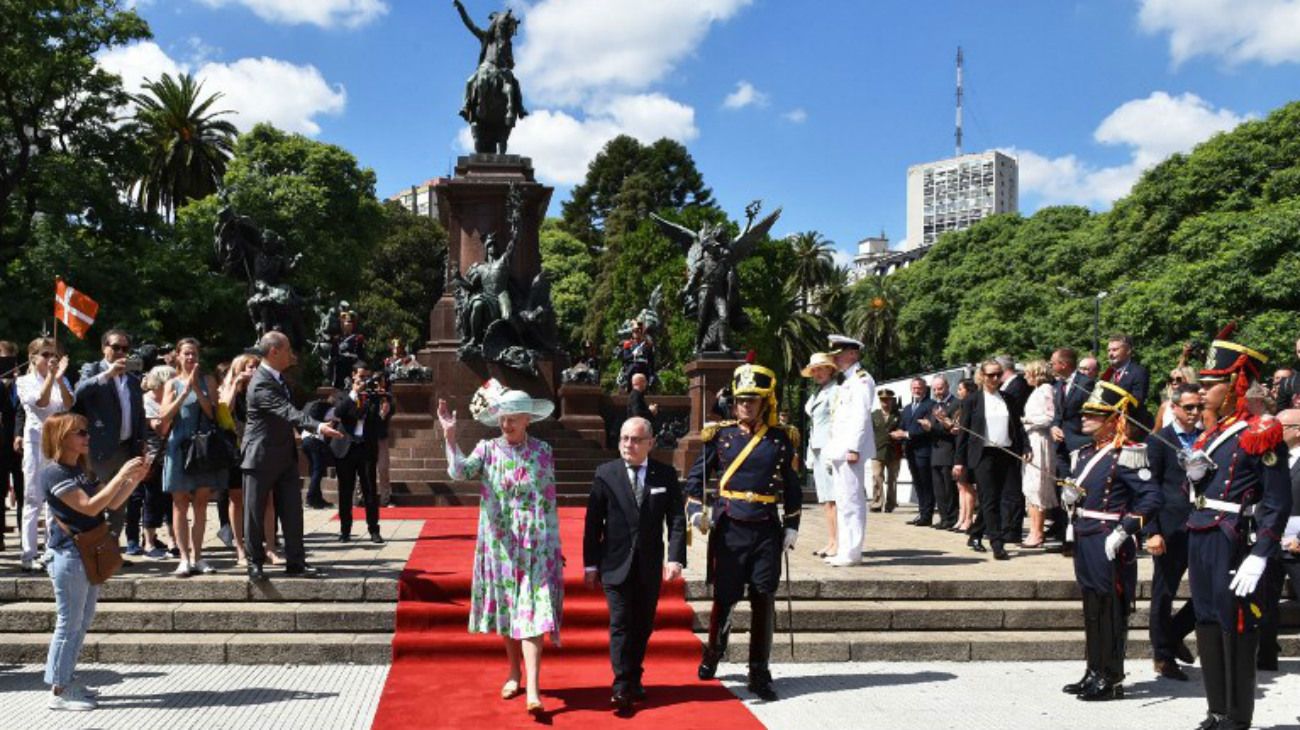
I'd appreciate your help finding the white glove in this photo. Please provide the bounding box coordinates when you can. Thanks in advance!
[689,512,705,534]
[1229,554,1268,597]
[1104,527,1128,561]
[783,528,798,551]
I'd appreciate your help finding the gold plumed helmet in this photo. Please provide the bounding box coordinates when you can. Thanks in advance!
[732,362,779,427]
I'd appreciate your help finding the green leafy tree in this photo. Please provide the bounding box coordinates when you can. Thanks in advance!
[131,73,237,220]
[539,218,595,353]
[356,204,448,352]
[846,274,902,376]
[0,0,150,261]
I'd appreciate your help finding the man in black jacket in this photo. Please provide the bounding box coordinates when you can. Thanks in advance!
[1143,384,1202,681]
[241,332,343,581]
[584,416,686,715]
[1104,334,1152,430]
[898,378,935,526]
[332,361,392,544]
[955,359,1028,560]
[1258,407,1300,670]
[1050,347,1094,543]
[925,376,960,529]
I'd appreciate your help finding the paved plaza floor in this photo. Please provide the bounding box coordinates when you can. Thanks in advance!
[2,659,1299,729]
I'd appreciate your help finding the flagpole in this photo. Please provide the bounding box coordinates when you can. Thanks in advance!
[52,277,60,349]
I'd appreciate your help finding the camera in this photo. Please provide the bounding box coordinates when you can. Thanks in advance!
[124,356,144,373]
[357,372,387,397]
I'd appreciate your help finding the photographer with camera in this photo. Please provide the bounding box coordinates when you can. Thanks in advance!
[331,361,392,543]
[72,329,145,551]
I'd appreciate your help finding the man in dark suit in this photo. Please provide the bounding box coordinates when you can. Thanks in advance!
[1142,383,1202,680]
[584,416,686,715]
[955,359,1028,560]
[626,372,657,427]
[0,341,23,551]
[997,355,1031,539]
[925,376,960,529]
[1104,333,1152,429]
[331,361,392,544]
[1049,347,1094,543]
[898,378,935,526]
[1258,408,1300,670]
[241,331,343,581]
[72,329,145,544]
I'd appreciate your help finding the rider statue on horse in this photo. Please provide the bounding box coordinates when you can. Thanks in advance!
[453,0,527,154]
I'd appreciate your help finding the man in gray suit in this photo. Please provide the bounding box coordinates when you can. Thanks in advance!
[73,328,144,542]
[241,331,343,581]
[1259,408,1300,669]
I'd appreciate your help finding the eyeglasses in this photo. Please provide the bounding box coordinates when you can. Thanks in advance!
[1178,404,1204,412]
[38,352,57,359]
[619,435,651,444]
[107,343,129,352]
[983,370,1002,378]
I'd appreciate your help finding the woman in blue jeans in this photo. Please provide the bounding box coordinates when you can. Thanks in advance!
[40,412,147,711]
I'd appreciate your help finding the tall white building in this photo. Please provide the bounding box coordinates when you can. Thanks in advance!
[905,150,1017,249]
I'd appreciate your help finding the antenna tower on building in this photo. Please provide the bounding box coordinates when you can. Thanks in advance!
[955,46,964,157]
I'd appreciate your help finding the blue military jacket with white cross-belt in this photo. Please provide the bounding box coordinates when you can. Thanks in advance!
[1186,418,1292,630]
[1069,441,1163,599]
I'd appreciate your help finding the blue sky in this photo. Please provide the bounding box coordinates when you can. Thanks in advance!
[106,0,1300,264]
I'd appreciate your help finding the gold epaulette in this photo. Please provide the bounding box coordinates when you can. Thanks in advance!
[700,420,736,442]
[1118,442,1149,470]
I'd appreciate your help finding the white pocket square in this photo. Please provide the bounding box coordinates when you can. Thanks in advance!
[649,487,667,495]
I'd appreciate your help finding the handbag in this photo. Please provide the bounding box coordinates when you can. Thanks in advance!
[53,516,122,585]
[181,382,238,474]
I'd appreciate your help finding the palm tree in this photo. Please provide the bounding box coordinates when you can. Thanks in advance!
[751,277,832,389]
[787,230,835,308]
[131,73,237,220]
[845,274,901,374]
[813,265,852,323]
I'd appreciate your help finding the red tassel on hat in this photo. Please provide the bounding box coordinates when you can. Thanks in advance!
[1216,321,1237,340]
[745,350,756,364]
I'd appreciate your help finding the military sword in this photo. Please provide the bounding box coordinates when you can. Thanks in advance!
[782,550,796,658]
[1062,378,1185,454]
[951,423,1040,467]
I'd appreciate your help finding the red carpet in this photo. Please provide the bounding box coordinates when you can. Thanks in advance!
[369,507,763,729]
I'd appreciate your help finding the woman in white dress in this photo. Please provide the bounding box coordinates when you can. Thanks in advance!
[16,337,73,571]
[1019,360,1057,548]
[801,353,839,557]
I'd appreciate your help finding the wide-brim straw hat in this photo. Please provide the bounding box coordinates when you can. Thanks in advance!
[800,352,838,377]
[471,379,555,426]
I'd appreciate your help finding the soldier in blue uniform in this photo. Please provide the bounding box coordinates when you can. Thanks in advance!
[1185,326,1291,730]
[1060,381,1162,701]
[688,362,801,701]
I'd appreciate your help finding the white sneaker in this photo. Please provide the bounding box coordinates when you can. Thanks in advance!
[172,561,192,577]
[825,557,858,567]
[73,683,98,699]
[194,559,217,575]
[217,524,234,548]
[48,687,96,711]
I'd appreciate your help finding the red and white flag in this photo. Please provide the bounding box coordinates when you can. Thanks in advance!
[53,278,98,339]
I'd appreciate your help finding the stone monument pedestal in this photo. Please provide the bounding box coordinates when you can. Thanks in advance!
[557,383,605,445]
[417,153,559,439]
[673,356,745,475]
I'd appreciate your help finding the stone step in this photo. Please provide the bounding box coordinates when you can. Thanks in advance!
[0,632,391,665]
[682,578,1187,601]
[698,629,1300,663]
[685,599,1300,632]
[0,601,395,633]
[1,573,398,602]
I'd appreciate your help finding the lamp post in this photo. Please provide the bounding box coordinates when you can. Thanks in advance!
[1057,286,1127,358]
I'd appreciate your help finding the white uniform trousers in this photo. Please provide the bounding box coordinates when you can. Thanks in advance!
[830,458,867,563]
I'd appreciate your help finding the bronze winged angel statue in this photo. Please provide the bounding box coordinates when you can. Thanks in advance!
[651,202,781,355]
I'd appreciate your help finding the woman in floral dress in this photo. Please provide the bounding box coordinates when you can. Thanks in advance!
[438,380,562,717]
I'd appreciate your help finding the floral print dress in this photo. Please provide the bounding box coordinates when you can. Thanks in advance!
[450,435,563,643]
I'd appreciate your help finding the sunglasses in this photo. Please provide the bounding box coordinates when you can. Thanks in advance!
[39,352,58,359]
[72,429,89,437]
[983,371,1002,378]
[1178,404,1204,412]
[107,343,129,352]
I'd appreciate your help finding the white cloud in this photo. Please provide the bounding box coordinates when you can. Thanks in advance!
[458,93,698,185]
[196,0,387,29]
[515,0,752,107]
[830,247,855,271]
[98,41,346,135]
[782,108,808,124]
[1138,0,1300,66]
[722,80,767,110]
[1009,92,1247,208]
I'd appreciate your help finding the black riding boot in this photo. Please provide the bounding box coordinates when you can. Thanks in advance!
[698,599,736,680]
[1222,631,1258,730]
[1195,625,1227,729]
[1080,592,1124,701]
[1066,592,1101,694]
[746,593,777,701]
